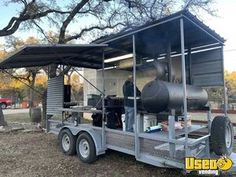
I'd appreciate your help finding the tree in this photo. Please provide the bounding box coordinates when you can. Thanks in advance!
[0,44,48,126]
[0,72,26,103]
[4,36,44,116]
[0,0,216,39]
[225,71,236,98]
[0,49,8,126]
[206,71,236,106]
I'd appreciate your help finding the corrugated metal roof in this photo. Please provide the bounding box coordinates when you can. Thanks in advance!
[0,44,107,69]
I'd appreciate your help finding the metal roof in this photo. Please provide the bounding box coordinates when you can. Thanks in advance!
[96,10,225,60]
[0,44,107,69]
[0,10,225,69]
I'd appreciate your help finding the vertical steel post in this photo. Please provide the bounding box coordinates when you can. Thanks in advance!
[46,65,50,133]
[102,48,106,149]
[133,35,139,158]
[168,115,176,157]
[223,86,228,117]
[180,18,189,156]
[62,65,65,124]
[222,46,228,117]
[167,42,172,82]
[188,48,192,84]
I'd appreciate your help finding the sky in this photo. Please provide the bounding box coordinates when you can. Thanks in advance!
[0,0,236,71]
[200,0,236,72]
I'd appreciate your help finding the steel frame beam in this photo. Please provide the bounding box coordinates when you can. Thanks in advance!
[180,18,189,156]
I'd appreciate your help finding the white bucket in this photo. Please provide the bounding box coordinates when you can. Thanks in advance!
[143,114,157,132]
[121,114,126,131]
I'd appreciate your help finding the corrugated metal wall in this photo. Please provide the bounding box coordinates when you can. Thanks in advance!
[191,48,224,87]
[47,76,64,115]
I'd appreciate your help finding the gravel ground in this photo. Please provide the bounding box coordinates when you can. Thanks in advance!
[0,132,185,177]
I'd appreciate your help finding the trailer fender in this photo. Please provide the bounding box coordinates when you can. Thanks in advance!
[62,126,105,156]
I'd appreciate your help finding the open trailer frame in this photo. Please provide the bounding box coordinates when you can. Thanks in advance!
[0,10,235,173]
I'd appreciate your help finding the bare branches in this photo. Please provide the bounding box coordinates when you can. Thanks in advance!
[31,20,53,44]
[1,0,216,41]
[183,0,217,16]
[58,0,89,43]
[64,22,126,42]
[0,0,71,37]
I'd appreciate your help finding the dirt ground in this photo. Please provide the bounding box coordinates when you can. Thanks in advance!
[1,113,235,177]
[0,131,185,177]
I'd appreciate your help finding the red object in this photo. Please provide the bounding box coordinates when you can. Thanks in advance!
[0,98,13,108]
[21,100,39,108]
[21,100,29,108]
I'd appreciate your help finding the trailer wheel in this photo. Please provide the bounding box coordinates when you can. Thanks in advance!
[210,116,234,156]
[1,103,7,109]
[76,132,96,163]
[59,129,76,155]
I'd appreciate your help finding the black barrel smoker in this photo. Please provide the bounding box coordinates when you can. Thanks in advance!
[142,79,208,114]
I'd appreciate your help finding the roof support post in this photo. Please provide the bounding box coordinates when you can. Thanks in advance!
[180,18,189,156]
[167,41,172,82]
[221,46,228,117]
[101,48,106,149]
[187,47,192,84]
[133,35,139,159]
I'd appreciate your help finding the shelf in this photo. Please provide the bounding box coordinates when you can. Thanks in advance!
[139,124,208,143]
[58,108,102,114]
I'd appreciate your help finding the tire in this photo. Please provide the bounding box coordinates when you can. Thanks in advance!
[1,103,7,109]
[76,132,97,163]
[210,116,234,156]
[58,129,76,155]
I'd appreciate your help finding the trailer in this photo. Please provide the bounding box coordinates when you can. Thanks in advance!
[0,10,235,175]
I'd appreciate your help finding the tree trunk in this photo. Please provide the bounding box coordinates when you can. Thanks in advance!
[42,89,47,128]
[0,107,7,126]
[49,64,58,78]
[29,72,37,119]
